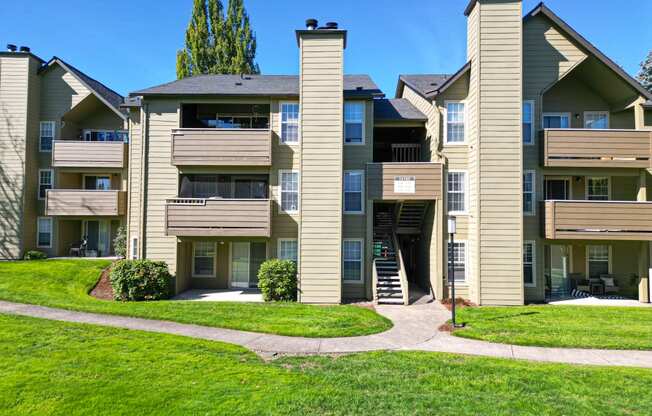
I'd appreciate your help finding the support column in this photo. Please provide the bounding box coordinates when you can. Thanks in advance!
[637,167,650,302]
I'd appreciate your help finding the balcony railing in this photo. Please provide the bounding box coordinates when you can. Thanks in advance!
[165,198,271,237]
[367,162,443,201]
[171,128,272,166]
[544,200,652,241]
[51,140,127,169]
[543,129,652,168]
[45,190,127,217]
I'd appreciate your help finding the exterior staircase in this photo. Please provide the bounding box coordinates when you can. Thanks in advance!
[395,202,428,234]
[373,210,407,305]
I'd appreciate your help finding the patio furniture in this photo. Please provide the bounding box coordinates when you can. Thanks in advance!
[589,278,605,296]
[569,273,585,291]
[68,239,88,257]
[600,274,620,295]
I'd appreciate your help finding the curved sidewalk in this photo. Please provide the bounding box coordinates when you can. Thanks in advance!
[0,300,650,368]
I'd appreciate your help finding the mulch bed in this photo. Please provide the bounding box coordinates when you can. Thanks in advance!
[90,268,114,300]
[441,297,477,311]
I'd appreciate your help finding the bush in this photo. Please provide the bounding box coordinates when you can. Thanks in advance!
[257,259,297,302]
[113,225,127,258]
[23,250,47,260]
[109,260,173,301]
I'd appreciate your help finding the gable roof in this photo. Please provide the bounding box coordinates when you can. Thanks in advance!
[40,57,126,119]
[525,2,652,101]
[374,98,427,122]
[131,74,384,98]
[395,74,452,100]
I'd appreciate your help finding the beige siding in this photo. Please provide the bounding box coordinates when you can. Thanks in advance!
[400,86,439,161]
[45,190,126,216]
[298,32,345,303]
[23,57,42,255]
[171,128,272,166]
[127,108,143,257]
[40,64,91,124]
[52,141,127,169]
[367,163,443,200]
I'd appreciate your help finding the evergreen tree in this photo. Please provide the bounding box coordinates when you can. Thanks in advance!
[176,0,259,79]
[637,51,652,93]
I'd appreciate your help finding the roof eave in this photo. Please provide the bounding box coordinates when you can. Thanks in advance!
[427,61,471,98]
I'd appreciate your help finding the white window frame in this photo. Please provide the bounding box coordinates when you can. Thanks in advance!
[523,100,535,145]
[542,112,571,129]
[343,170,365,215]
[279,101,300,145]
[38,169,53,200]
[344,101,365,145]
[277,238,298,262]
[585,176,611,201]
[192,241,217,278]
[278,169,300,214]
[130,236,138,260]
[447,240,468,284]
[523,241,536,287]
[447,170,468,215]
[444,100,467,145]
[523,169,536,216]
[584,111,610,130]
[342,238,364,283]
[39,121,55,153]
[586,245,612,277]
[36,216,52,248]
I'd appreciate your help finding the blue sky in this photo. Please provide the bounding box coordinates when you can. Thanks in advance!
[2,0,650,97]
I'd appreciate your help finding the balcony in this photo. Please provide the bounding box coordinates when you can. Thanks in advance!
[543,129,652,168]
[367,162,443,201]
[52,140,127,169]
[544,200,652,241]
[45,190,127,217]
[171,128,272,166]
[165,198,271,237]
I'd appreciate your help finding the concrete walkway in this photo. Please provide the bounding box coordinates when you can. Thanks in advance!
[0,300,650,368]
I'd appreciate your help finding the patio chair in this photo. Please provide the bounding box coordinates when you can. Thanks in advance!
[69,240,87,257]
[600,274,620,295]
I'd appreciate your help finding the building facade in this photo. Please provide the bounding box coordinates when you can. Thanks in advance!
[2,0,651,305]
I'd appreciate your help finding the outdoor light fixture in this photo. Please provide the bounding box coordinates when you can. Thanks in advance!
[448,216,464,328]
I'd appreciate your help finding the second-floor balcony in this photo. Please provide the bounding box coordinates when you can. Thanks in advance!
[45,189,127,217]
[543,129,652,169]
[171,128,272,166]
[367,162,443,201]
[52,140,127,169]
[165,198,271,237]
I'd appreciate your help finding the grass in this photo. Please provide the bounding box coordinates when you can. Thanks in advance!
[0,260,391,338]
[1,314,651,416]
[455,305,652,350]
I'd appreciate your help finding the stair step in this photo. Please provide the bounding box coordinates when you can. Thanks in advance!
[378,298,404,305]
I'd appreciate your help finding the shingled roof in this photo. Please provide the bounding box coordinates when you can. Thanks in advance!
[374,98,427,122]
[396,74,453,99]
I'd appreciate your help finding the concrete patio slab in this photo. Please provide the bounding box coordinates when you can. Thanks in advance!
[173,289,264,302]
[549,297,651,307]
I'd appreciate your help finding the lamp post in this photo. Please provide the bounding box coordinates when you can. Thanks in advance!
[448,216,463,328]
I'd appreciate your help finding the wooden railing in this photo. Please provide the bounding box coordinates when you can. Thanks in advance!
[165,198,271,237]
[544,200,652,241]
[45,190,126,216]
[392,231,410,306]
[52,140,126,169]
[171,128,272,166]
[391,143,421,162]
[543,129,652,168]
[367,162,443,201]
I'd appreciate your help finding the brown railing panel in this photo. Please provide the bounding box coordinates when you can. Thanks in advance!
[45,190,126,216]
[367,163,443,201]
[543,129,652,168]
[544,200,652,241]
[166,198,271,237]
[171,128,272,166]
[52,141,126,169]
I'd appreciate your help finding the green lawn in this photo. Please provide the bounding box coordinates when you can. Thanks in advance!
[455,305,652,350]
[1,314,650,416]
[0,260,391,338]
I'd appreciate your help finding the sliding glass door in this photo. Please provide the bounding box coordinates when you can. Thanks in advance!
[230,242,267,289]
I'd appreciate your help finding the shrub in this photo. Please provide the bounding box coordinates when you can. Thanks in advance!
[113,225,127,258]
[23,250,47,260]
[257,259,297,302]
[109,260,173,301]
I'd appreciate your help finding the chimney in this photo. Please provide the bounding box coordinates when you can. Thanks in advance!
[305,18,318,30]
[6,44,17,52]
[19,46,30,53]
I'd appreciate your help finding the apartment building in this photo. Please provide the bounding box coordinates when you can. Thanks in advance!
[0,49,128,260]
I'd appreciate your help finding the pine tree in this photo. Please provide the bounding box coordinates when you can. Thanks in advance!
[637,51,652,93]
[176,0,259,79]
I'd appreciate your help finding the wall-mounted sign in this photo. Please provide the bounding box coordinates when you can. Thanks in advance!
[394,176,416,194]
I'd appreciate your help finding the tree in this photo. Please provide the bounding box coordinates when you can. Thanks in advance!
[637,51,652,93]
[176,0,259,79]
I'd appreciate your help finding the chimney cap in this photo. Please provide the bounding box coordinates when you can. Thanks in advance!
[19,46,30,53]
[6,44,17,52]
[305,18,318,30]
[324,22,339,29]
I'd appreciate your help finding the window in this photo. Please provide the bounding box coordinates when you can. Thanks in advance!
[344,102,364,144]
[83,129,129,143]
[37,217,52,248]
[38,169,53,200]
[344,171,364,214]
[343,239,363,282]
[524,241,535,287]
[447,171,467,214]
[278,239,298,262]
[447,241,466,283]
[193,242,216,277]
[587,245,610,278]
[130,237,138,260]
[523,101,534,145]
[587,177,609,201]
[584,111,609,129]
[523,170,536,215]
[84,175,111,191]
[542,113,570,129]
[279,170,299,213]
[445,102,465,144]
[39,121,54,152]
[280,103,299,144]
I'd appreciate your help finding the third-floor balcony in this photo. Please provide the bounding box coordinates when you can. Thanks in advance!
[171,128,272,166]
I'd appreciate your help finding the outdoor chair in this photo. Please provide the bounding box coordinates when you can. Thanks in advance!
[600,274,620,294]
[69,239,88,257]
